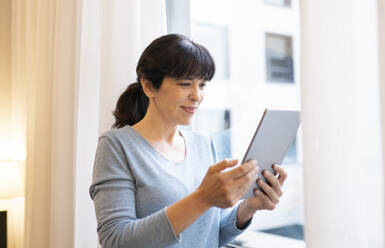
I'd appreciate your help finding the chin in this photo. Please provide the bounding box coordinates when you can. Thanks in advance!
[178,117,193,126]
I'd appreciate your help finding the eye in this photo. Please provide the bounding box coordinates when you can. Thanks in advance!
[199,82,207,88]
[178,82,191,87]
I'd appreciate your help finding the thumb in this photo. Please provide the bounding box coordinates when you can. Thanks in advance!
[210,159,238,173]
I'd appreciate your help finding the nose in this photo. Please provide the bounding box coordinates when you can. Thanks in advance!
[188,85,201,102]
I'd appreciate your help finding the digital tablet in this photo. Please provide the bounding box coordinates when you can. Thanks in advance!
[241,108,301,199]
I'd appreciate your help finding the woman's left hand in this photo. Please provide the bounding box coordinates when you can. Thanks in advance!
[236,164,287,228]
[245,164,288,211]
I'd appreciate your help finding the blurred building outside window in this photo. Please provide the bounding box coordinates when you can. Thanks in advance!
[265,33,294,83]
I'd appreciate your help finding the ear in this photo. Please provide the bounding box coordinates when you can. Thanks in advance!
[140,78,155,98]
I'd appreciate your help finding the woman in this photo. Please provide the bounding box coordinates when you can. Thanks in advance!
[89,34,287,248]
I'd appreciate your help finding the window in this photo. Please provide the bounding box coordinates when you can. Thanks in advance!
[265,33,294,83]
[166,0,304,246]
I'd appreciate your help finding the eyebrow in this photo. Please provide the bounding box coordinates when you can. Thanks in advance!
[179,78,206,82]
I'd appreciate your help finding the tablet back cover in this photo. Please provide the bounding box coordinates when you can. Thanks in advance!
[242,109,300,199]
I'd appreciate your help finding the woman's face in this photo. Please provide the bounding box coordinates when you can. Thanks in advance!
[150,77,207,126]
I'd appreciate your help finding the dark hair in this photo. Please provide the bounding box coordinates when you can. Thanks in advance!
[112,33,216,128]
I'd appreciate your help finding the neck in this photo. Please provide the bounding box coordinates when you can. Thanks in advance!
[132,106,180,145]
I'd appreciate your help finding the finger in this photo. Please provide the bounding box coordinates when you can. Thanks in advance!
[262,170,282,197]
[222,159,257,179]
[254,189,275,210]
[210,159,238,173]
[232,166,259,189]
[233,174,257,201]
[257,178,279,204]
[273,164,288,186]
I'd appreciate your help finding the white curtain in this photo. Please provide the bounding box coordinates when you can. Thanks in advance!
[300,0,385,247]
[98,0,167,134]
[75,1,166,247]
[8,0,166,247]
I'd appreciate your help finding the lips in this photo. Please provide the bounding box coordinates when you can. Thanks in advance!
[181,106,197,114]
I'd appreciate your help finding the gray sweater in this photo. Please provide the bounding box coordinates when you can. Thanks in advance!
[89,125,250,248]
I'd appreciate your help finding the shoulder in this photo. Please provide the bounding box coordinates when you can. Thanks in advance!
[97,125,138,148]
[99,125,129,139]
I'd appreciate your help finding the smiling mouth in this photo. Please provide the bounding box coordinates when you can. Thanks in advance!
[181,106,197,114]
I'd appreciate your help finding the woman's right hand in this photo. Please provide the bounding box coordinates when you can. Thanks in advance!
[195,159,259,209]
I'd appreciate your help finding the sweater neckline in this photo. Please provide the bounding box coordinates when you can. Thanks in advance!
[125,125,189,166]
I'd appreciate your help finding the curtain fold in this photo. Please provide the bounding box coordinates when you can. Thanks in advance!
[379,3,385,233]
[9,0,167,247]
[300,1,385,247]
[22,0,57,247]
[98,0,166,134]
[50,0,78,247]
[75,1,166,247]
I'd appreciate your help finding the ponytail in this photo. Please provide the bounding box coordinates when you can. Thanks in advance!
[112,82,149,128]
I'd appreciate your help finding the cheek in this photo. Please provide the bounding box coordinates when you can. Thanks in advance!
[161,92,184,110]
[200,92,205,103]
[174,91,189,104]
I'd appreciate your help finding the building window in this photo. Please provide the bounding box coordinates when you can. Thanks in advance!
[192,23,230,80]
[264,0,291,7]
[265,33,294,83]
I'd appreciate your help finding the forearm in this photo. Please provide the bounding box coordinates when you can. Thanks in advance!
[166,190,211,235]
[236,200,256,229]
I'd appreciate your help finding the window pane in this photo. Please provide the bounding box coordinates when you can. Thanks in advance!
[266,33,294,83]
[171,0,304,246]
[192,23,230,79]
